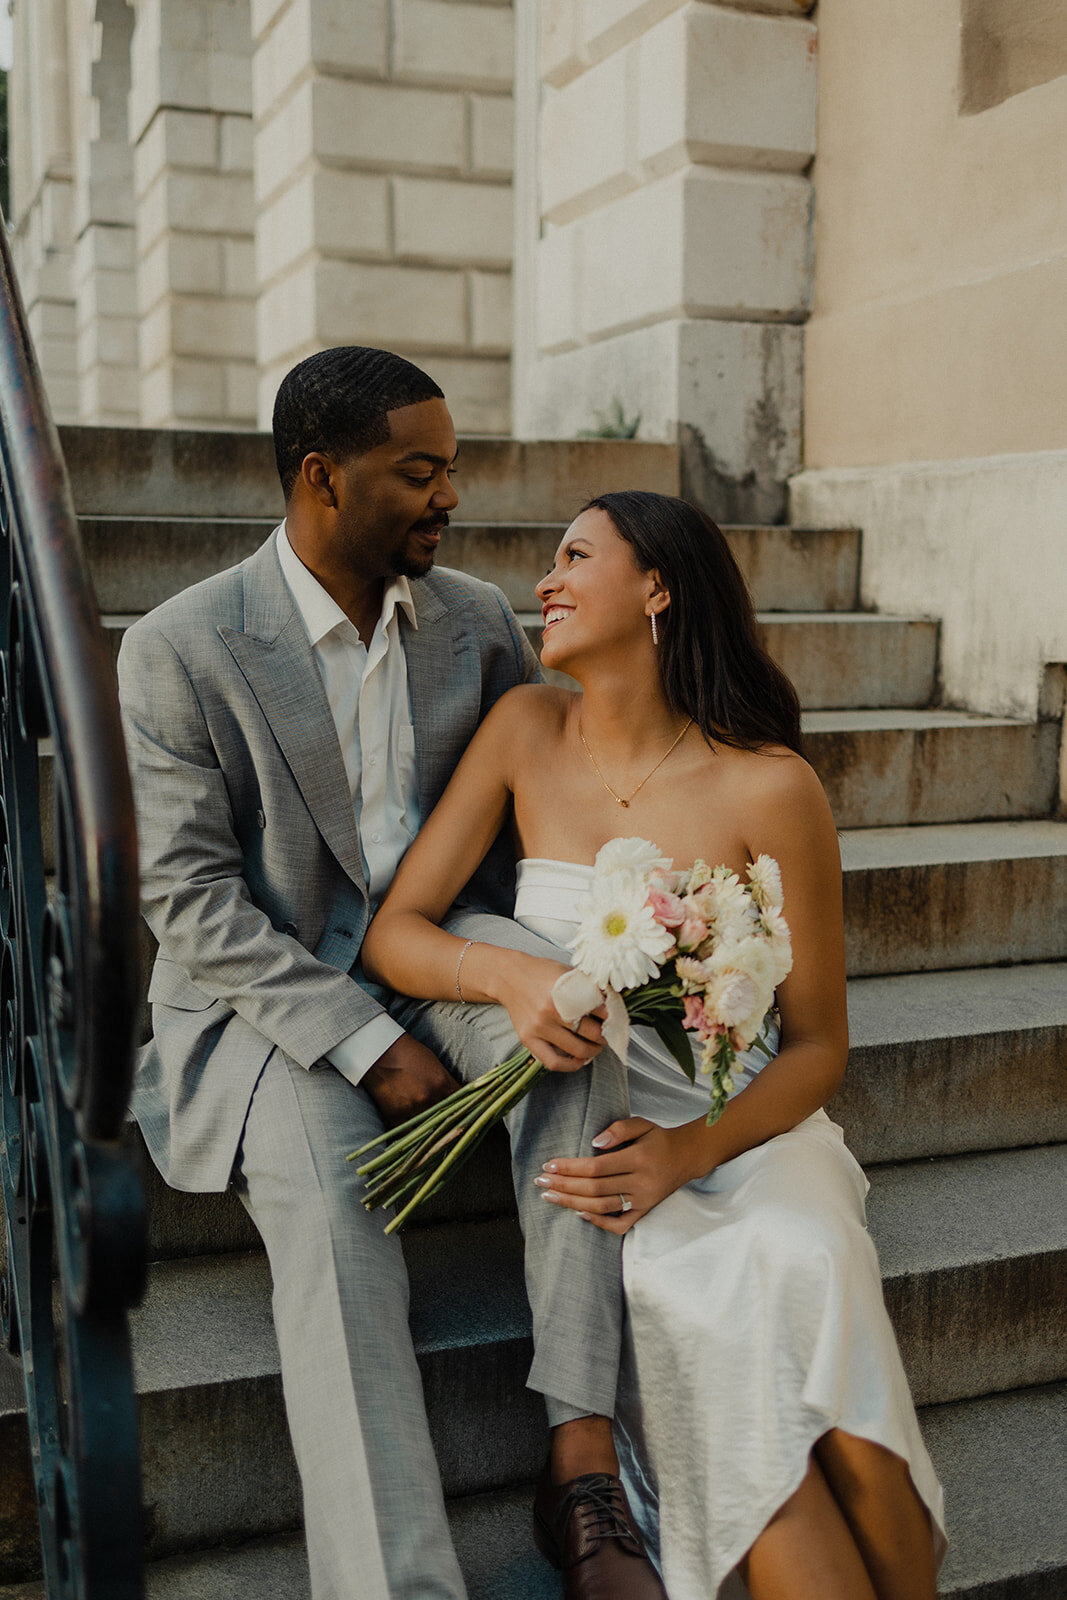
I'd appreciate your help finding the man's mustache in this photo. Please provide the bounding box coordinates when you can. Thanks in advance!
[411,512,450,534]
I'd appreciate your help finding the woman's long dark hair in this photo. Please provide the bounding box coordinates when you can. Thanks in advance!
[584,491,803,756]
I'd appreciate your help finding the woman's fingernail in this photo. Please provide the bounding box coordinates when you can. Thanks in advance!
[591,1133,612,1148]
[534,1175,551,1188]
[541,1190,561,1203]
[542,1161,558,1173]
[578,1211,592,1221]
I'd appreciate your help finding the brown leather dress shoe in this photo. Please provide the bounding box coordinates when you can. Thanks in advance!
[533,1465,669,1599]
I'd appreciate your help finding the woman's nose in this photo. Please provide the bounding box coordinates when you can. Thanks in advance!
[535,567,561,601]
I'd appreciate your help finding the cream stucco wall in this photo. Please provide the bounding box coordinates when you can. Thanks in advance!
[803,0,1067,468]
[793,0,1067,723]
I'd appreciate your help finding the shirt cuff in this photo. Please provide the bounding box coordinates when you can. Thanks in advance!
[325,1015,405,1087]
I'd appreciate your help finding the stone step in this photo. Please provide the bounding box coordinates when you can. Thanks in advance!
[129,960,1067,1264]
[4,1384,1065,1598]
[804,708,1060,827]
[61,429,680,522]
[2,1145,1063,1579]
[836,963,1067,1165]
[520,610,939,710]
[838,819,1067,976]
[81,518,860,616]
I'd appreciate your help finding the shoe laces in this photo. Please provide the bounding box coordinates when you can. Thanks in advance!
[558,1473,639,1552]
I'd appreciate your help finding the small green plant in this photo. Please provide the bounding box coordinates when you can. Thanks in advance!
[578,397,642,440]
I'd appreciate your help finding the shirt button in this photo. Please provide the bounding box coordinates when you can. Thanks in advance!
[368,754,377,765]
[372,832,381,843]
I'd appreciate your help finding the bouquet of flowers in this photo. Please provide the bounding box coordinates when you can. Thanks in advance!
[349,838,792,1233]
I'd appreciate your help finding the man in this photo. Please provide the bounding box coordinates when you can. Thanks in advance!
[119,348,667,1600]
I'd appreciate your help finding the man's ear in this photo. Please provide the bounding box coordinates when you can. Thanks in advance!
[301,453,338,507]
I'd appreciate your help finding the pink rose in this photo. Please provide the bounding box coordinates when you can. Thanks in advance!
[647,889,686,927]
[677,916,710,952]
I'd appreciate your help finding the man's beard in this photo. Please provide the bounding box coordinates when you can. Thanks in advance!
[394,511,449,580]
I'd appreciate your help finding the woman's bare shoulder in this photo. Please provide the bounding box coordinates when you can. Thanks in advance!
[487,682,576,733]
[736,743,837,850]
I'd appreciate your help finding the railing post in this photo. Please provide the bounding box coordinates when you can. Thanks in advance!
[0,210,146,1598]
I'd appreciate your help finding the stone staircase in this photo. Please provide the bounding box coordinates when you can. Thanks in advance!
[1,427,1065,1599]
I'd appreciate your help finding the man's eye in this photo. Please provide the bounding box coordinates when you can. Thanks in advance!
[405,476,433,486]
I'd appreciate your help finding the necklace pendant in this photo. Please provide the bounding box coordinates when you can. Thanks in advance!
[618,798,629,807]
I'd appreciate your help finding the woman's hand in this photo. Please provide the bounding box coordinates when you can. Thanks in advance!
[486,949,607,1074]
[535,1116,707,1232]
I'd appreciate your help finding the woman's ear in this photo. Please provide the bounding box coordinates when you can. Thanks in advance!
[645,571,670,618]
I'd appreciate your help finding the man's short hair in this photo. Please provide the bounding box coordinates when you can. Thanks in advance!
[272,346,445,499]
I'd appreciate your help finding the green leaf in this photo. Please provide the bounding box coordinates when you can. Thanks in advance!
[655,1016,696,1084]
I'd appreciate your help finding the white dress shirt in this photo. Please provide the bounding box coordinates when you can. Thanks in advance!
[276,523,420,1083]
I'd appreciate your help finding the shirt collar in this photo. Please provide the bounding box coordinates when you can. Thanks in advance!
[276,522,418,647]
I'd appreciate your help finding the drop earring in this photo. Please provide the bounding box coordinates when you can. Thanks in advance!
[650,610,658,645]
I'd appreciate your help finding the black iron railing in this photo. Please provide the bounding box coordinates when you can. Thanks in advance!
[0,215,145,1595]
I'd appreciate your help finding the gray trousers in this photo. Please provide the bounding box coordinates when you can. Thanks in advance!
[232,912,628,1600]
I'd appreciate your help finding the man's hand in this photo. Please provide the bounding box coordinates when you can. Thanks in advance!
[361,1033,458,1127]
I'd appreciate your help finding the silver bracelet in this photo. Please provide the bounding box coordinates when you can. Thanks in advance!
[455,939,476,1001]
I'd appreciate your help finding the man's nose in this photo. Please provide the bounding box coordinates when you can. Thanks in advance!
[433,477,460,511]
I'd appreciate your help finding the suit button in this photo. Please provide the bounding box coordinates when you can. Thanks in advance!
[256,809,266,828]
[283,921,298,937]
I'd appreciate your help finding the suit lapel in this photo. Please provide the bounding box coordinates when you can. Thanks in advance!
[220,538,367,893]
[404,579,478,822]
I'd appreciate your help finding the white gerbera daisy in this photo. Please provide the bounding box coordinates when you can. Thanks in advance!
[747,854,784,913]
[570,870,676,991]
[594,836,671,880]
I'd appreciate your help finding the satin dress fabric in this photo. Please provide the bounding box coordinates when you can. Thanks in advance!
[515,858,947,1600]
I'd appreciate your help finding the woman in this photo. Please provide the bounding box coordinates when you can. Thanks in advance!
[362,491,946,1600]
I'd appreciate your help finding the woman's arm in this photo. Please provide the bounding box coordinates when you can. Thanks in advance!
[539,755,850,1228]
[362,688,605,1073]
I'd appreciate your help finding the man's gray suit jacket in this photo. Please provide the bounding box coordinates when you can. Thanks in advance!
[118,532,539,1193]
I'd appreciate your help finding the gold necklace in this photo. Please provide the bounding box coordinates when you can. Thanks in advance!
[578,716,693,808]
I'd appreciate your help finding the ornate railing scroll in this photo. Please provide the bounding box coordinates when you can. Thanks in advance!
[0,214,146,1596]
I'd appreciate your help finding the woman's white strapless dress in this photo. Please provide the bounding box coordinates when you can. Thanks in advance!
[515,859,947,1600]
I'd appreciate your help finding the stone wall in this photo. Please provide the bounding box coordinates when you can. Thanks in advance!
[251,0,515,431]
[129,0,258,428]
[512,0,816,522]
[10,0,79,422]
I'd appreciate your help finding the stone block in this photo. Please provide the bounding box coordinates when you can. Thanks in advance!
[27,299,77,341]
[256,263,318,365]
[540,0,583,87]
[393,177,513,266]
[211,0,255,58]
[255,170,390,285]
[253,82,315,203]
[173,295,257,360]
[470,94,514,177]
[80,364,141,422]
[223,237,257,295]
[312,76,467,173]
[77,316,139,372]
[34,335,79,378]
[41,178,75,251]
[418,354,511,433]
[73,222,137,277]
[560,168,809,343]
[394,0,514,91]
[220,114,254,173]
[140,235,225,312]
[313,258,468,351]
[250,0,289,37]
[540,52,636,224]
[82,139,136,225]
[44,374,81,422]
[636,5,817,177]
[135,110,218,197]
[142,357,227,424]
[225,360,260,422]
[143,172,256,246]
[581,0,688,66]
[75,265,140,324]
[535,224,581,353]
[252,0,388,114]
[470,270,513,354]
